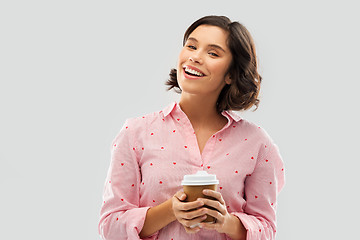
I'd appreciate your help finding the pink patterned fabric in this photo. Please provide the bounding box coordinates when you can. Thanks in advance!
[99,101,285,240]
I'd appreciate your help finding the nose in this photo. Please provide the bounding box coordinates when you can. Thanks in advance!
[189,53,203,64]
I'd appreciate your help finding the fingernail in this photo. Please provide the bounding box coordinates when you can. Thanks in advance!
[190,223,200,228]
[203,189,209,194]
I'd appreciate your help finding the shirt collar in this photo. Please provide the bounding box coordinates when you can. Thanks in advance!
[162,101,242,122]
[162,101,177,118]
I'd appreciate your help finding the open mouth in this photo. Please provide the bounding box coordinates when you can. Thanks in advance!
[183,66,205,77]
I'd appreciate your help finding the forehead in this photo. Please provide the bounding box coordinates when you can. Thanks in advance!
[187,25,229,49]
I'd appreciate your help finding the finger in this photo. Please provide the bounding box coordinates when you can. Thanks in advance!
[181,215,207,228]
[179,193,186,201]
[178,200,204,211]
[174,190,187,201]
[198,198,226,215]
[202,208,224,223]
[200,222,220,230]
[184,226,201,234]
[181,207,207,220]
[202,189,225,205]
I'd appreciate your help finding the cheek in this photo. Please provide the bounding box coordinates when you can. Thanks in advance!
[177,49,190,75]
[178,48,188,63]
[209,62,227,76]
[212,59,232,76]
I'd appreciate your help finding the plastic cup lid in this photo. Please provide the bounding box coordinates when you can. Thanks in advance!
[181,171,219,186]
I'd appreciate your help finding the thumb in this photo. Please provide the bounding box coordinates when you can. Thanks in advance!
[175,190,187,201]
[180,192,187,201]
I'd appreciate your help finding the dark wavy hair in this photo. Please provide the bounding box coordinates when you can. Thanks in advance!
[165,15,262,113]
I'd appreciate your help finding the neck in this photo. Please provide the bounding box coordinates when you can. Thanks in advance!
[178,94,225,129]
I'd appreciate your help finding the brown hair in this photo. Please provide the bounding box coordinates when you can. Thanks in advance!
[165,15,262,113]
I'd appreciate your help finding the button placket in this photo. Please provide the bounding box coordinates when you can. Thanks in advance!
[201,133,216,168]
[175,112,202,167]
[202,117,233,168]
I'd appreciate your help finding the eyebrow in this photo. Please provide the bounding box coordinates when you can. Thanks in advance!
[187,37,226,53]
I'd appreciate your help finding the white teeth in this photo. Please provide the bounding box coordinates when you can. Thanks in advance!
[184,67,204,77]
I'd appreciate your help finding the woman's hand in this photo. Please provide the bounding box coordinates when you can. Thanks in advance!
[198,189,246,239]
[172,190,208,233]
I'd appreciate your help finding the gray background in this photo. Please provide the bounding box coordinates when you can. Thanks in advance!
[1,0,359,239]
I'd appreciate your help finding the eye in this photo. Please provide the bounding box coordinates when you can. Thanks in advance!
[187,45,196,50]
[209,52,219,57]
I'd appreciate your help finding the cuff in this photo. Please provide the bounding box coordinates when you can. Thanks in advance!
[99,206,159,240]
[129,207,159,240]
[229,212,260,240]
[137,207,159,240]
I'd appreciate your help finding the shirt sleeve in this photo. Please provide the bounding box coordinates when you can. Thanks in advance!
[98,119,157,240]
[227,142,285,240]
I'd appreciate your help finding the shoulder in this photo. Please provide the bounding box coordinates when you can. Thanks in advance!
[121,108,164,133]
[112,108,163,146]
[238,118,283,168]
[236,118,275,146]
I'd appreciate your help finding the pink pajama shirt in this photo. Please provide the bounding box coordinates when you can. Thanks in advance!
[98,101,285,240]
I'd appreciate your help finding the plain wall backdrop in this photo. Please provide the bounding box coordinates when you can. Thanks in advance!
[1,0,359,239]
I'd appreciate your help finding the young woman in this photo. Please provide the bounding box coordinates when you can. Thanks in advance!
[98,15,285,240]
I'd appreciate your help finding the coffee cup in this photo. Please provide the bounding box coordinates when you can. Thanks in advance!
[181,171,219,225]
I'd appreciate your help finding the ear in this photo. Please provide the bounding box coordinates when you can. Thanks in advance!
[225,74,232,85]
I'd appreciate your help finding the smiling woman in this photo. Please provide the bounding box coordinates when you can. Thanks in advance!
[98,15,285,240]
[166,15,262,113]
[176,25,233,103]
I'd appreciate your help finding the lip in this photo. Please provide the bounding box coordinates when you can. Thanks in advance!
[183,65,206,75]
[182,68,204,80]
[182,65,206,79]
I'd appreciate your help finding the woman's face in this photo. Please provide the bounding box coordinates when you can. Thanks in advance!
[177,25,233,97]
